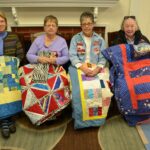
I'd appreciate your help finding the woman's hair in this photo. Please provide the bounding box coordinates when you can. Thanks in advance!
[80,11,94,24]
[44,15,58,26]
[0,11,7,30]
[121,16,139,31]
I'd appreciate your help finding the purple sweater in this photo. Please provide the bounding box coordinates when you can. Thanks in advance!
[26,34,69,65]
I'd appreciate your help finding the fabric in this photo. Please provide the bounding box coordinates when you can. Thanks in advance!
[0,56,22,119]
[69,65,112,129]
[26,34,69,64]
[134,43,150,58]
[2,32,24,62]
[0,32,7,55]
[69,32,106,67]
[102,44,150,126]
[19,62,71,125]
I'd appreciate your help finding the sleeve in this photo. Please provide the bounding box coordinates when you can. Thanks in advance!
[16,35,25,63]
[26,38,39,63]
[97,37,107,68]
[69,36,82,67]
[56,39,69,65]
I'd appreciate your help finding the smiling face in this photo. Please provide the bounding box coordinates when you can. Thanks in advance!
[123,18,138,39]
[0,16,7,32]
[81,17,94,37]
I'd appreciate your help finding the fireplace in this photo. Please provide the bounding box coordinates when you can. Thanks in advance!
[11,26,105,52]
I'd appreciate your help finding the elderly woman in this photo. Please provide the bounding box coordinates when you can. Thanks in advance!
[0,11,24,138]
[19,15,70,125]
[112,16,149,45]
[102,16,150,126]
[69,11,112,129]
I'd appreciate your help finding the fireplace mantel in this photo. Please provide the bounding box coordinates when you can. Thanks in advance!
[0,0,119,7]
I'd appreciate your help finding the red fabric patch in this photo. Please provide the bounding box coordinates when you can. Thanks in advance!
[26,103,44,115]
[48,96,59,113]
[89,108,93,116]
[31,88,49,99]
[23,66,34,74]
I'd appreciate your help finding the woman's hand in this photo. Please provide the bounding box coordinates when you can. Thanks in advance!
[37,56,51,64]
[87,66,102,77]
[79,63,93,76]
[37,56,57,64]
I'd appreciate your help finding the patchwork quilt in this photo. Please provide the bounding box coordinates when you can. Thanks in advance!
[19,63,71,125]
[102,44,150,126]
[0,56,22,119]
[69,65,112,129]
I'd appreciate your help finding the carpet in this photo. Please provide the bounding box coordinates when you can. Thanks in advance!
[136,123,150,150]
[98,115,145,150]
[0,112,71,150]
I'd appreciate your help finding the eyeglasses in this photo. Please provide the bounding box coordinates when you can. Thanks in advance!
[124,16,136,20]
[45,24,57,28]
[81,23,93,27]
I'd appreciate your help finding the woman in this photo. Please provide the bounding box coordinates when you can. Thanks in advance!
[19,15,70,125]
[102,16,150,126]
[0,11,24,138]
[69,11,112,129]
[112,16,149,45]
[109,16,150,116]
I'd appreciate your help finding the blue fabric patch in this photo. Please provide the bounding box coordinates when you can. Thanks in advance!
[0,101,22,119]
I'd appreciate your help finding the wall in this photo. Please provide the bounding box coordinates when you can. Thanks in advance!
[1,0,150,44]
[130,0,150,40]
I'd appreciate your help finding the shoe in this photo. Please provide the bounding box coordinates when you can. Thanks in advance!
[1,122,10,139]
[9,123,16,133]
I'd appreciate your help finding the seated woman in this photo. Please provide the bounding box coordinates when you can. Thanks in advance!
[0,11,24,138]
[19,15,71,125]
[111,16,149,45]
[69,11,112,129]
[102,16,150,126]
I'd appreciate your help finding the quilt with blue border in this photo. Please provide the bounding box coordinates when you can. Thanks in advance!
[0,56,22,119]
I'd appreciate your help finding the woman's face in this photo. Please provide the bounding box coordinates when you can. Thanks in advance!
[0,16,6,32]
[123,18,138,38]
[44,20,58,36]
[81,17,94,37]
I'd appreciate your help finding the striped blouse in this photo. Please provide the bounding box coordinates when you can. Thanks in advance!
[3,32,24,63]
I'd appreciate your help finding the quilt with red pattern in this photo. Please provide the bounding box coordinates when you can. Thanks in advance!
[19,64,71,125]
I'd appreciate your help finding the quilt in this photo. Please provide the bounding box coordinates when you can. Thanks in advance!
[102,44,150,126]
[19,63,71,125]
[0,56,22,119]
[69,65,112,129]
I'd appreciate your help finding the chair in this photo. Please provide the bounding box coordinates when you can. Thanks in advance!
[30,32,45,42]
[107,31,119,47]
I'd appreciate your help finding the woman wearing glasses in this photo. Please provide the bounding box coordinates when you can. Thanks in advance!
[19,15,71,125]
[112,16,149,45]
[69,11,112,129]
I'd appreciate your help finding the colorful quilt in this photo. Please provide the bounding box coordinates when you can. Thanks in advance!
[102,44,150,126]
[0,56,22,119]
[19,63,71,125]
[69,65,112,129]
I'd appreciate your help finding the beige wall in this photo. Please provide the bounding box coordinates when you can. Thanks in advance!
[1,0,150,43]
[130,0,150,40]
